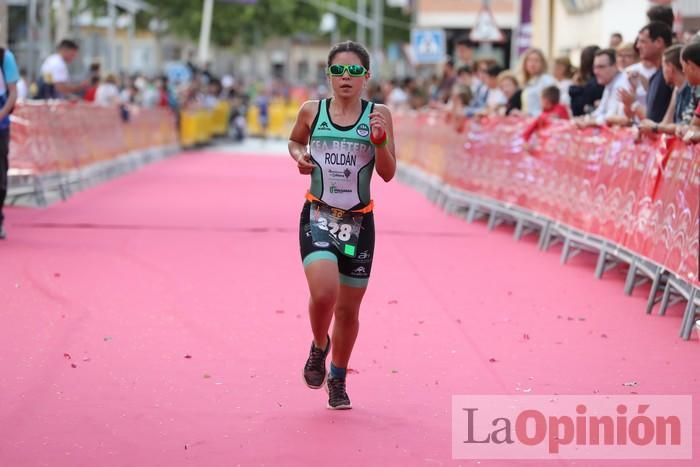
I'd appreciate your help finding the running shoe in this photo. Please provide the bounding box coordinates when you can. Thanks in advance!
[303,335,330,389]
[326,376,352,410]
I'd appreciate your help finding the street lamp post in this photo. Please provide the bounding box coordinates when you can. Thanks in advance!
[371,0,383,68]
[197,0,215,66]
[0,0,7,47]
[357,0,367,44]
[107,0,117,72]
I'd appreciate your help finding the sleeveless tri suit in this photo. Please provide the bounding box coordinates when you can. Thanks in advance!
[299,98,377,288]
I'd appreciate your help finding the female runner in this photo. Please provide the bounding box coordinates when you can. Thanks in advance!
[288,41,396,409]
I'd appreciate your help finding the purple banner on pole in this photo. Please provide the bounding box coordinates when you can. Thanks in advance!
[517,0,533,56]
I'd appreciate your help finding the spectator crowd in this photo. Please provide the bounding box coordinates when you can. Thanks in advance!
[372,4,700,145]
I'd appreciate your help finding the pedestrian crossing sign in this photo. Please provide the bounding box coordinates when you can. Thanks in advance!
[411,29,446,64]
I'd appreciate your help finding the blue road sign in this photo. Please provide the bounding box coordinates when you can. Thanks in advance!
[411,29,446,64]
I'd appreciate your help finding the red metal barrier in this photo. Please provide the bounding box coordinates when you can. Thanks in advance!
[8,102,178,174]
[394,112,699,287]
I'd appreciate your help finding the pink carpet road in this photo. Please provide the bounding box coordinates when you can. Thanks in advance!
[0,150,698,466]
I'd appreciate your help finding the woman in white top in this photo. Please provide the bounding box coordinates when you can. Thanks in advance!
[520,48,556,116]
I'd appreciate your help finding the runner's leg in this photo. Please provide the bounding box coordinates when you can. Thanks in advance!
[331,284,367,369]
[303,260,338,348]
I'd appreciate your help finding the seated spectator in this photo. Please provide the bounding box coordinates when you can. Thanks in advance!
[575,49,627,127]
[678,41,700,142]
[569,45,604,116]
[497,71,522,116]
[523,85,570,141]
[621,22,674,123]
[639,44,692,134]
[520,48,556,116]
[553,56,574,107]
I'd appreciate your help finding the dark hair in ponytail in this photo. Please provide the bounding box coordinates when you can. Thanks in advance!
[327,41,370,70]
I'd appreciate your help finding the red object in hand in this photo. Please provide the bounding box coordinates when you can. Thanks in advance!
[370,130,387,146]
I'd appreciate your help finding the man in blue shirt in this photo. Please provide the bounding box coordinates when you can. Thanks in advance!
[0,47,19,240]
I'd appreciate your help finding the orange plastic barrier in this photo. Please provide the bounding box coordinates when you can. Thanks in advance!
[394,112,699,288]
[9,102,178,174]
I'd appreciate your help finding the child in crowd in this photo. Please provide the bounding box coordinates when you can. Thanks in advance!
[523,85,570,141]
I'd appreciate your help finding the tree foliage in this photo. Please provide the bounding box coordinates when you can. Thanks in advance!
[81,0,409,48]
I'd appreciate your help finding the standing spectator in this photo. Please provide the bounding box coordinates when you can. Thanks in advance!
[621,22,674,123]
[0,46,19,240]
[553,56,575,107]
[88,62,101,79]
[386,78,409,109]
[497,71,522,116]
[83,75,100,102]
[454,36,475,69]
[367,81,384,104]
[576,49,626,127]
[569,45,604,116]
[678,41,700,142]
[638,44,691,134]
[158,76,178,111]
[140,78,159,108]
[616,43,640,71]
[95,74,120,106]
[461,62,490,115]
[448,83,473,132]
[647,4,674,30]
[622,37,661,110]
[434,59,457,104]
[38,39,88,99]
[185,50,199,77]
[255,88,270,138]
[483,64,507,113]
[520,48,556,116]
[456,66,472,88]
[16,68,28,101]
[610,33,623,49]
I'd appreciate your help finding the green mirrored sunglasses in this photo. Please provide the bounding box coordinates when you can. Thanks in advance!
[327,64,368,77]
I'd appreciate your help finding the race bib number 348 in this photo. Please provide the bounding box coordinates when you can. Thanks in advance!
[310,202,363,257]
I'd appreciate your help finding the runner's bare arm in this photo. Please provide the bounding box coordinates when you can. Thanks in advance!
[370,104,396,182]
[289,100,317,175]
